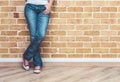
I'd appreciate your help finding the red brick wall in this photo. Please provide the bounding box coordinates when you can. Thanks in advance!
[0,0,120,59]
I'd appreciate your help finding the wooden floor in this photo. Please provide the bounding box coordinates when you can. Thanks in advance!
[0,66,120,82]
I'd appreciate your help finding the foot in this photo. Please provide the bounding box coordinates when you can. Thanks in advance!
[22,55,30,71]
[33,66,41,74]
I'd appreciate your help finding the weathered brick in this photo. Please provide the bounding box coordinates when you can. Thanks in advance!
[84,7,100,12]
[76,48,91,53]
[102,7,117,12]
[84,54,100,58]
[51,54,66,58]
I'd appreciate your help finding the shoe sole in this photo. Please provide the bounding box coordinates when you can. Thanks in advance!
[22,64,30,71]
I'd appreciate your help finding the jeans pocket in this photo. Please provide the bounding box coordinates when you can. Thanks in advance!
[26,3,36,10]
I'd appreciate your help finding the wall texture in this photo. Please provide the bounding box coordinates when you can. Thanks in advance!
[0,0,120,61]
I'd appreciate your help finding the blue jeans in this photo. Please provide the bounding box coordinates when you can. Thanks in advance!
[23,3,50,67]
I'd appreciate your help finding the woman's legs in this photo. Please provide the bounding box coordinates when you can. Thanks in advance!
[33,9,50,67]
[24,4,38,61]
[23,3,50,67]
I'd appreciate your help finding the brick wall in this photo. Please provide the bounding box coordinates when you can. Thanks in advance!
[0,0,120,60]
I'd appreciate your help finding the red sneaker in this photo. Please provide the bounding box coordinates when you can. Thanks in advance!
[33,66,41,74]
[22,55,30,71]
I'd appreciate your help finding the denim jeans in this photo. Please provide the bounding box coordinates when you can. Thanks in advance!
[23,3,50,66]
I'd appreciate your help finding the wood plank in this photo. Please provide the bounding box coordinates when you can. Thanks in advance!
[0,66,120,82]
[1,62,120,67]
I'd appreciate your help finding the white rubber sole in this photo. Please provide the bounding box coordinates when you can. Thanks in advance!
[22,64,30,71]
[33,69,41,74]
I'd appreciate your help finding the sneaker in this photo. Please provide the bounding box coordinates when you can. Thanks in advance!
[33,66,41,74]
[22,55,30,71]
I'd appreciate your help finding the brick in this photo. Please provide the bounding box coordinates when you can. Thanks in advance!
[53,7,66,12]
[1,7,16,12]
[9,7,16,12]
[76,25,92,30]
[110,48,120,53]
[102,7,117,12]
[17,19,26,24]
[109,1,120,6]
[50,13,58,18]
[58,1,76,6]
[93,25,108,30]
[68,54,83,58]
[67,19,82,24]
[93,13,109,18]
[76,13,92,18]
[8,37,26,41]
[110,37,120,41]
[84,19,100,24]
[59,25,74,30]
[10,25,26,30]
[117,19,120,24]
[102,54,117,58]
[101,19,116,24]
[10,1,25,6]
[93,37,109,41]
[67,42,83,47]
[48,25,58,30]
[101,31,117,36]
[118,54,120,58]
[50,31,66,35]
[17,42,29,47]
[43,48,57,53]
[92,1,108,6]
[110,25,120,30]
[1,54,18,58]
[76,1,91,6]
[84,7,100,12]
[51,42,66,47]
[0,25,9,30]
[1,31,17,35]
[14,13,19,18]
[68,7,83,12]
[0,37,8,41]
[59,48,75,53]
[84,31,99,36]
[76,48,91,53]
[84,43,100,47]
[16,7,24,12]
[0,13,8,18]
[59,36,75,41]
[1,19,16,24]
[101,43,116,47]
[93,48,108,53]
[118,32,120,35]
[67,31,82,36]
[44,36,58,41]
[84,54,100,58]
[110,13,120,18]
[51,54,66,58]
[17,13,24,18]
[18,31,29,36]
[10,48,25,53]
[60,13,75,18]
[1,7,9,12]
[0,1,8,6]
[0,48,8,53]
[50,19,66,24]
[41,54,50,58]
[0,43,17,47]
[40,42,50,47]
[76,37,92,41]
